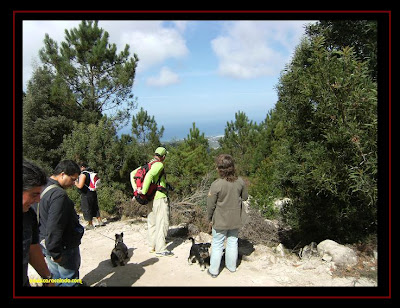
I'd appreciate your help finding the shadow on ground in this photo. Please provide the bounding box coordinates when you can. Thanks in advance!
[82,248,159,286]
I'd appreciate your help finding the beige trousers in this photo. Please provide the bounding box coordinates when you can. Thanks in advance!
[147,197,170,253]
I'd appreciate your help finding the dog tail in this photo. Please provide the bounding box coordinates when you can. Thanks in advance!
[188,237,195,244]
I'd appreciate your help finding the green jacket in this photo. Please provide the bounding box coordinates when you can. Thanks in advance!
[207,177,248,230]
[141,159,167,200]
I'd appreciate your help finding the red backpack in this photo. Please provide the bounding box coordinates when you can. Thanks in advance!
[83,170,100,191]
[133,160,166,205]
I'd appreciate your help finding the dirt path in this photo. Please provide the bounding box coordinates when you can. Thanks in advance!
[29,217,376,287]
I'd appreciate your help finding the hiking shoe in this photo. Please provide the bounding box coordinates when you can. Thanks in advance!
[149,248,155,253]
[156,251,174,257]
[207,270,218,278]
[85,225,94,230]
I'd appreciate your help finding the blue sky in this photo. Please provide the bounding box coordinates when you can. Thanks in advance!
[23,20,315,140]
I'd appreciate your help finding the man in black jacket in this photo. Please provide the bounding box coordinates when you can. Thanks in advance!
[34,160,84,287]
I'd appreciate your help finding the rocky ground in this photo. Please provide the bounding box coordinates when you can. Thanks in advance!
[28,216,377,287]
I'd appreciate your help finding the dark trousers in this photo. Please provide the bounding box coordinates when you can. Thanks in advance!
[81,191,100,221]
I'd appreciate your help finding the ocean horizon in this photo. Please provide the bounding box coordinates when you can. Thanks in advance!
[117,119,227,142]
[117,110,268,142]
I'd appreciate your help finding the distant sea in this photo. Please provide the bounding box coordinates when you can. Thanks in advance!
[117,118,227,142]
[117,112,267,143]
[160,120,226,141]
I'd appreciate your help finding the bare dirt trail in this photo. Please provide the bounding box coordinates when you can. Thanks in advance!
[29,217,376,287]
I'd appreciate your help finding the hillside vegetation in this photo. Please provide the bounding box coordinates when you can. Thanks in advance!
[23,20,379,246]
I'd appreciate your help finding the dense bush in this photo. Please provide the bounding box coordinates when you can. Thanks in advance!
[250,34,377,244]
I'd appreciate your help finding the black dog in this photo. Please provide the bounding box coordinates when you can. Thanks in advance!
[187,237,211,271]
[111,233,128,267]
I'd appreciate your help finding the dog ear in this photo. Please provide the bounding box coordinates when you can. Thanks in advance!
[115,234,118,239]
[121,232,124,237]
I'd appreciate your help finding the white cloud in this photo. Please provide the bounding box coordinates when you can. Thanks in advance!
[211,21,308,79]
[171,21,188,33]
[117,21,189,72]
[146,66,180,87]
[22,20,82,89]
[22,21,189,89]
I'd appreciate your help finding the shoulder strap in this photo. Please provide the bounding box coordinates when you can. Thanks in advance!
[37,184,60,224]
[40,184,59,198]
[138,159,159,177]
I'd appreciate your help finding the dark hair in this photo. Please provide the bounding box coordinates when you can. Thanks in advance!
[215,154,238,182]
[79,161,88,168]
[23,159,47,191]
[53,160,81,176]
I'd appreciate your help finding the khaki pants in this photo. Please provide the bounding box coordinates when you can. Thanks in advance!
[147,197,169,253]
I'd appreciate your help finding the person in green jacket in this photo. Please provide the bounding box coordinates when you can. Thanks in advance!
[135,147,174,257]
[207,154,248,277]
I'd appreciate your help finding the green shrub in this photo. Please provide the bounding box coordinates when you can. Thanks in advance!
[96,182,129,215]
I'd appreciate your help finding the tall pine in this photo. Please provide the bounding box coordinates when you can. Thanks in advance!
[39,20,139,126]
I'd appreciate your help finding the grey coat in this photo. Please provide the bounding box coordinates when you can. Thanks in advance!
[207,177,248,230]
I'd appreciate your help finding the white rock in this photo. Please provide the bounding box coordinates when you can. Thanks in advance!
[317,239,358,267]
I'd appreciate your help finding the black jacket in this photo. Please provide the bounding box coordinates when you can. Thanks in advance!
[33,179,84,260]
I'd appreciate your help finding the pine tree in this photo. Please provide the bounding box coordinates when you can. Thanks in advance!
[131,108,164,145]
[219,111,261,175]
[167,123,213,197]
[131,107,165,157]
[39,20,138,126]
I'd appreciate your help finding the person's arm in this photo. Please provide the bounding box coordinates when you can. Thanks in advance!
[45,194,69,261]
[75,172,86,189]
[130,167,140,191]
[241,178,249,201]
[207,182,219,223]
[141,162,163,194]
[29,244,54,286]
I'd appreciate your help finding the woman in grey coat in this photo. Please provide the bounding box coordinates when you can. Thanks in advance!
[207,154,248,277]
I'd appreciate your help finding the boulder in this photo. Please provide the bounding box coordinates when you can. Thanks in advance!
[317,239,358,267]
[298,242,318,259]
